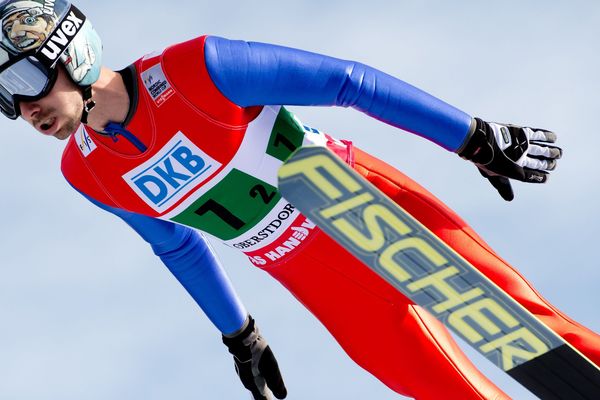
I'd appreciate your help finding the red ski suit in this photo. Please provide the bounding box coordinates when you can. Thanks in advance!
[61,36,600,399]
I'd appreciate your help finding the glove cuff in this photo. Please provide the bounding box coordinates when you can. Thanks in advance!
[222,315,257,358]
[223,315,251,339]
[457,117,494,164]
[456,117,478,155]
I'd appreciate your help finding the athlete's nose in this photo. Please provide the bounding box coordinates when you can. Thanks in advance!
[19,100,41,123]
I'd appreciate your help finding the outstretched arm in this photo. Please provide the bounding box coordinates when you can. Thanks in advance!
[81,193,248,334]
[204,36,562,200]
[204,35,471,152]
[80,194,287,399]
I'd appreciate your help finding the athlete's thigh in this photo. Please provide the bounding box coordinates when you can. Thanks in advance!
[267,231,505,399]
[351,146,600,365]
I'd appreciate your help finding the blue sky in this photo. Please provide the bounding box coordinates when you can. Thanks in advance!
[1,1,599,399]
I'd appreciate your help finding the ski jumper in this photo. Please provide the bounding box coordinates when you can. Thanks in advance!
[61,36,600,400]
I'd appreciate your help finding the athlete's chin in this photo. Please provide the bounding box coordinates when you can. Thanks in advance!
[54,118,82,140]
[53,124,78,140]
[53,131,71,140]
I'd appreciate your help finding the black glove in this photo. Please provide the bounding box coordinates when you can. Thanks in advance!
[222,316,287,400]
[458,118,563,201]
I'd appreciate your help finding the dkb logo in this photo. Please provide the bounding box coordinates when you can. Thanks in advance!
[123,132,221,212]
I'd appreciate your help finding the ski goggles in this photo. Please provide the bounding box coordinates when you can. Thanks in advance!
[0,56,57,119]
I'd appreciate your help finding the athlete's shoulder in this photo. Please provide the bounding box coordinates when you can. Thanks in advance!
[150,35,257,121]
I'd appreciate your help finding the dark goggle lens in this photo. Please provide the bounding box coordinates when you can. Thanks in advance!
[0,57,54,119]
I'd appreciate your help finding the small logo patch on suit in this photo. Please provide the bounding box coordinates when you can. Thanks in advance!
[75,125,97,157]
[141,63,175,107]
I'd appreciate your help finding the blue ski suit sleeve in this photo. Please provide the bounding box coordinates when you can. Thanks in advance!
[80,193,248,335]
[204,36,474,152]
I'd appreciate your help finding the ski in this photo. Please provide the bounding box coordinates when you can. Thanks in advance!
[277,145,600,399]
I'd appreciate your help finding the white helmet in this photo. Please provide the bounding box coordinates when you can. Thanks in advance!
[0,0,102,119]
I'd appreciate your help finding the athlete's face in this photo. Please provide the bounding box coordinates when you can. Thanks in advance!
[19,66,83,140]
[2,11,53,52]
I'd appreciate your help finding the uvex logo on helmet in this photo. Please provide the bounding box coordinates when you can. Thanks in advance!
[38,5,85,63]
